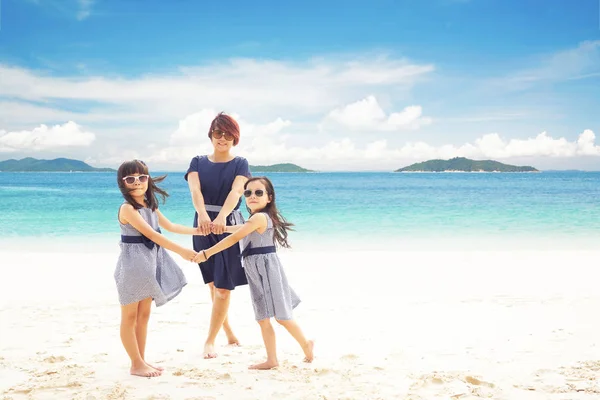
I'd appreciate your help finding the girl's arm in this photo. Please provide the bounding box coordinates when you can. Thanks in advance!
[187,171,211,235]
[195,213,267,262]
[120,204,197,261]
[211,175,249,234]
[224,224,244,233]
[156,209,200,235]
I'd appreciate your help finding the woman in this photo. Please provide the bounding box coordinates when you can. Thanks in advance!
[184,112,251,359]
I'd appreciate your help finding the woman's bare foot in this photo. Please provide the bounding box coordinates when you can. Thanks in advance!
[227,336,241,346]
[303,340,315,363]
[130,364,161,377]
[144,361,164,371]
[249,360,279,370]
[203,343,217,359]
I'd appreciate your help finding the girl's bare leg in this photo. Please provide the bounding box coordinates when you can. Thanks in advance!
[135,298,163,372]
[120,301,160,377]
[249,319,278,370]
[276,319,314,362]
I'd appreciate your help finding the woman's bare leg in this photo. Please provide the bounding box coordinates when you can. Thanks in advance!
[204,286,232,358]
[208,282,239,345]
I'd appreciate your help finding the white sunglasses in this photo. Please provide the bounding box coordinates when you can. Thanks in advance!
[122,175,149,184]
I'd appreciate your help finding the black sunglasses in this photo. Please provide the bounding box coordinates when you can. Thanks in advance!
[243,189,266,198]
[211,130,235,141]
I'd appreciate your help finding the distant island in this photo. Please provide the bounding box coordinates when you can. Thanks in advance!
[249,163,314,173]
[395,157,539,173]
[0,158,313,173]
[0,157,115,172]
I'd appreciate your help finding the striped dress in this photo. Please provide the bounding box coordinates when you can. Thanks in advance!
[241,213,300,321]
[114,206,188,307]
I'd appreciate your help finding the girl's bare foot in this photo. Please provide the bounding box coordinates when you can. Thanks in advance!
[130,364,161,377]
[303,340,315,363]
[203,343,217,359]
[249,360,279,370]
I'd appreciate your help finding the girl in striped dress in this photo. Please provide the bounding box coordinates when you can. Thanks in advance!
[194,176,314,370]
[115,160,198,377]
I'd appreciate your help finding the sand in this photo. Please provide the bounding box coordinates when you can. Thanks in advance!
[1,248,599,399]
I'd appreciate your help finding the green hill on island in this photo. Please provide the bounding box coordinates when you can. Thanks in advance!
[0,157,115,172]
[395,157,538,172]
[249,163,313,173]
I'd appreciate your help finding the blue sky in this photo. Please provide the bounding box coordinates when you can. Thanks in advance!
[0,0,599,170]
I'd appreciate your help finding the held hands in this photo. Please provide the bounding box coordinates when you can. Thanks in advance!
[211,216,226,235]
[197,214,212,236]
[179,248,198,262]
[194,216,227,236]
[192,250,209,263]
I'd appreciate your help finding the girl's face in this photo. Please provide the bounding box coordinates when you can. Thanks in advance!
[122,173,148,198]
[210,129,235,153]
[244,180,271,212]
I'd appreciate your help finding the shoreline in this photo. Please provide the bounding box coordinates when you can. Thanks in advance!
[2,231,600,253]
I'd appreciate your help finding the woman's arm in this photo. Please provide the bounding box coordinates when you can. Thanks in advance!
[156,209,200,235]
[211,175,249,234]
[194,213,266,262]
[120,204,197,261]
[187,171,212,235]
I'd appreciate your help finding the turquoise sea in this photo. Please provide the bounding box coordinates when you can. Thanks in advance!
[1,171,599,251]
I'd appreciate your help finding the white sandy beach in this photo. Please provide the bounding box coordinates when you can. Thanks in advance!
[1,248,600,399]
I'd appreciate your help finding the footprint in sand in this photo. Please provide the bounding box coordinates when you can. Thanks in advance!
[518,361,600,395]
[340,354,359,361]
[408,372,499,399]
[314,368,333,376]
[43,356,66,363]
[464,375,495,388]
[106,383,127,400]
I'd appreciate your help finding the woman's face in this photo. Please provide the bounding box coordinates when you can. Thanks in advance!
[210,128,235,153]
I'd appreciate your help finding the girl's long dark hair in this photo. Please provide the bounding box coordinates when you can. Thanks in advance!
[117,159,168,211]
[245,176,294,248]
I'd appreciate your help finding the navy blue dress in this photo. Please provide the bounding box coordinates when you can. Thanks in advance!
[184,155,252,290]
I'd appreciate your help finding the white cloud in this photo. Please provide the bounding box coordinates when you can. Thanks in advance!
[242,118,292,138]
[76,0,94,20]
[24,0,95,21]
[232,129,600,170]
[472,130,600,158]
[325,96,432,131]
[491,40,600,90]
[0,121,96,153]
[0,56,433,129]
[144,111,294,167]
[169,109,220,145]
[2,117,597,171]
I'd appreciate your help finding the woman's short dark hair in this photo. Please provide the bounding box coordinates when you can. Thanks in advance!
[208,112,241,146]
